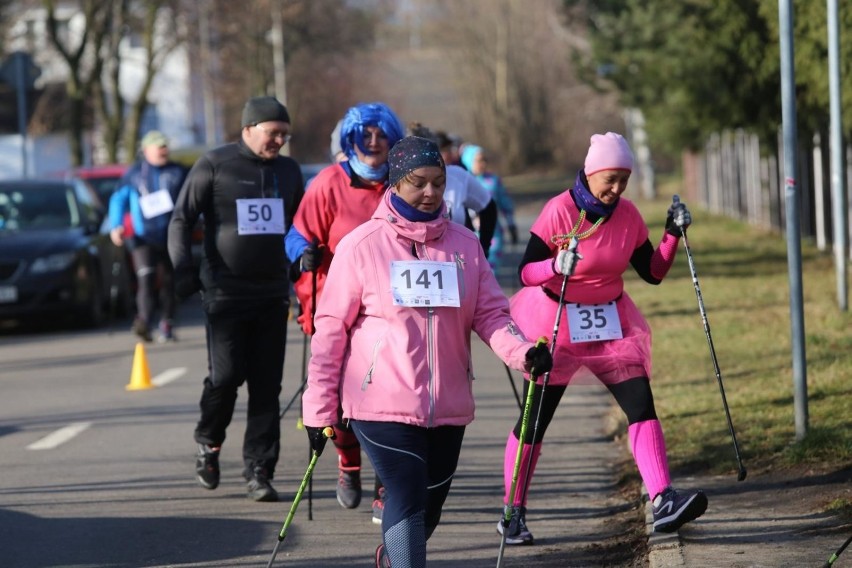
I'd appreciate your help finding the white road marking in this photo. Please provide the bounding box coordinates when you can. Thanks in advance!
[23,367,187,451]
[26,422,92,450]
[152,367,187,387]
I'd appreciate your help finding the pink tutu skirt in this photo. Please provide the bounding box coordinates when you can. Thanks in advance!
[509,286,652,386]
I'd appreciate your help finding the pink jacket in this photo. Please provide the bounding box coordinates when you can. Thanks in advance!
[302,191,534,428]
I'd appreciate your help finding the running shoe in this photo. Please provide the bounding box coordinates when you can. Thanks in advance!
[372,486,386,525]
[496,505,534,545]
[132,317,152,342]
[375,543,390,568]
[157,319,176,343]
[195,444,220,490]
[652,486,708,533]
[246,466,278,502]
[337,467,362,509]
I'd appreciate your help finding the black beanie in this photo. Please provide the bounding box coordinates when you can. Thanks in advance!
[388,136,445,187]
[241,96,290,127]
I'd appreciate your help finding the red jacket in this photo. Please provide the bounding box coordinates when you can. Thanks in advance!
[292,163,384,333]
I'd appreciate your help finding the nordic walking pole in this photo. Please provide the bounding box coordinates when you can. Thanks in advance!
[279,334,308,419]
[265,426,334,568]
[675,195,747,481]
[497,237,580,568]
[517,237,578,514]
[504,363,522,410]
[824,533,852,567]
[496,336,548,568]
[306,247,319,519]
[281,303,309,422]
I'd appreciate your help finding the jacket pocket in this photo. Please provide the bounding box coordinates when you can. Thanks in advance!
[361,336,384,391]
[454,252,466,300]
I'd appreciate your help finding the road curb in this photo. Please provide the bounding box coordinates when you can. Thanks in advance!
[645,496,686,567]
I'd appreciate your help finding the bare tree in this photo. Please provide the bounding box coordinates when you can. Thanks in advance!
[44,0,112,166]
[427,0,620,173]
[202,0,379,160]
[0,1,18,52]
[92,0,126,162]
[93,0,185,162]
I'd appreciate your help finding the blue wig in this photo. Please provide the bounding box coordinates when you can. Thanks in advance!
[339,102,405,159]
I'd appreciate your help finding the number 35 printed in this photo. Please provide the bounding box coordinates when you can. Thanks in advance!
[566,301,623,343]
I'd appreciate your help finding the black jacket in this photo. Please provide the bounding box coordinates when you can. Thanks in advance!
[168,139,304,306]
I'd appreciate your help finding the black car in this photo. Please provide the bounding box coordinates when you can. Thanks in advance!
[0,179,133,328]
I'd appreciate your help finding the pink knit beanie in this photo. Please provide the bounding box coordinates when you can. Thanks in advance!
[584,132,634,176]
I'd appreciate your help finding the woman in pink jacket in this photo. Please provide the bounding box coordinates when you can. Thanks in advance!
[302,136,552,568]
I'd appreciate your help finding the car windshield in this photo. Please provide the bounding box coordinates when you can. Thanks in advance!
[85,176,123,204]
[0,184,80,231]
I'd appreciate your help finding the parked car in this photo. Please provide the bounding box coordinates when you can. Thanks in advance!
[0,179,134,328]
[300,162,328,189]
[65,164,130,213]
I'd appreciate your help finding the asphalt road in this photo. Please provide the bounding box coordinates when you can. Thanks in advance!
[0,201,654,568]
[0,285,646,567]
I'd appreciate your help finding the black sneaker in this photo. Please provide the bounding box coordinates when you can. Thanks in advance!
[246,466,278,502]
[336,468,362,509]
[132,318,152,342]
[496,505,534,545]
[652,487,708,533]
[195,444,220,490]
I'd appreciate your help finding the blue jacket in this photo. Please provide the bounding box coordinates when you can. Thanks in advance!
[109,160,187,246]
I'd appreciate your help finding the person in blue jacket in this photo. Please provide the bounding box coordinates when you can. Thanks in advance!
[109,130,188,342]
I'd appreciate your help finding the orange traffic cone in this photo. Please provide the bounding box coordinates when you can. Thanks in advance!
[126,342,154,391]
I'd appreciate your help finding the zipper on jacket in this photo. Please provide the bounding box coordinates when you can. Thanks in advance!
[454,252,466,298]
[362,337,383,390]
[416,241,430,260]
[427,306,436,427]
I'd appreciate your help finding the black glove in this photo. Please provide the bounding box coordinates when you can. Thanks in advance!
[523,342,553,376]
[300,242,324,272]
[306,425,335,456]
[508,224,519,245]
[174,266,202,300]
[665,196,692,237]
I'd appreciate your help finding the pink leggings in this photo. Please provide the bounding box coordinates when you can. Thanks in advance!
[503,377,671,505]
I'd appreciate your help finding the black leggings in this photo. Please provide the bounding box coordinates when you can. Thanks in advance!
[352,421,464,542]
[130,243,174,325]
[512,376,658,444]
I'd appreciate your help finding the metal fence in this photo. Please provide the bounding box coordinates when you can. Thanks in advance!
[682,128,851,259]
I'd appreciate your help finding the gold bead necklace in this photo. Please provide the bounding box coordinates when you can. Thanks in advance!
[551,209,605,247]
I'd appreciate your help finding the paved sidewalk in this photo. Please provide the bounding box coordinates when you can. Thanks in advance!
[646,467,852,568]
[272,337,647,567]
